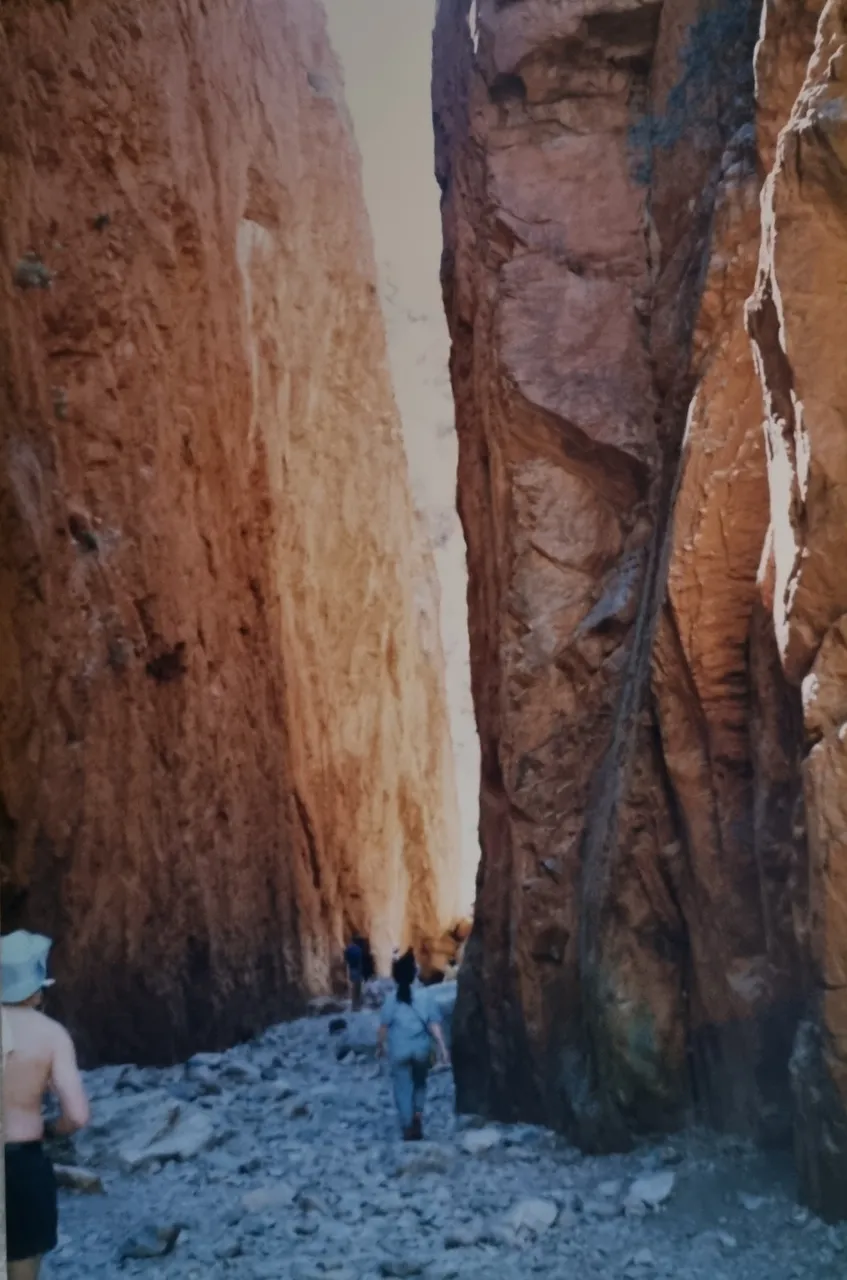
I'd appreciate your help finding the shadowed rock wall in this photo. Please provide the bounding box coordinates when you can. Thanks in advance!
[748,0,847,1221]
[435,0,840,1192]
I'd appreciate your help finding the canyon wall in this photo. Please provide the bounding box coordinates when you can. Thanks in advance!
[749,0,847,1220]
[0,0,459,1065]
[436,0,847,1215]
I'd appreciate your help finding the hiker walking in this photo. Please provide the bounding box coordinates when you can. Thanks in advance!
[359,936,375,984]
[344,937,364,1012]
[377,949,449,1141]
[3,931,90,1280]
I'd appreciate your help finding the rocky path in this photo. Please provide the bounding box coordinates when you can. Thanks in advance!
[45,1006,844,1279]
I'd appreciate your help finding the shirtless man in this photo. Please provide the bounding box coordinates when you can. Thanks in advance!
[2,931,89,1280]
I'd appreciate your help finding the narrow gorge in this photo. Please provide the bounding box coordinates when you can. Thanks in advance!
[2,0,847,1242]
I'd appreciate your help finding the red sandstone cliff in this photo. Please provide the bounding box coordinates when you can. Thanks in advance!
[0,0,460,1064]
[435,0,842,1205]
[748,0,847,1220]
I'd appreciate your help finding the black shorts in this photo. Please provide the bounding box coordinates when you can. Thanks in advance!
[5,1141,58,1262]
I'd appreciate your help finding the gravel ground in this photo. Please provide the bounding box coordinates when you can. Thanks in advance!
[42,1007,846,1280]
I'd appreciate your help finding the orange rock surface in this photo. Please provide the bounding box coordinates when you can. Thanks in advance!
[435,0,826,1162]
[749,0,847,1219]
[0,0,459,1064]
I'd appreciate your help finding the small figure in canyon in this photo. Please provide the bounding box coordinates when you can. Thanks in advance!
[359,935,376,984]
[377,949,449,1142]
[344,937,364,1012]
[2,931,90,1280]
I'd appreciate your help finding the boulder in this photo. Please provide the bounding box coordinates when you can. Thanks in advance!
[459,1127,502,1156]
[242,1184,297,1214]
[393,1144,453,1178]
[53,1164,104,1194]
[624,1171,676,1213]
[74,1091,179,1167]
[118,1223,181,1261]
[118,1107,220,1172]
[505,1198,559,1234]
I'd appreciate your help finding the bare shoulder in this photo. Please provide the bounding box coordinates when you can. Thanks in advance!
[3,1005,66,1053]
[39,1011,75,1051]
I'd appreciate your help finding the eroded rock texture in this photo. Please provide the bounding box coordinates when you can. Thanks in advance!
[0,0,459,1064]
[435,0,824,1160]
[748,0,847,1220]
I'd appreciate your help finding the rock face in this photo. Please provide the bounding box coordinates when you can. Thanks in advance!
[435,0,838,1183]
[748,0,847,1221]
[0,0,459,1064]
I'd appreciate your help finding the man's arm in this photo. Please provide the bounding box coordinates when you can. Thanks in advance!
[424,998,449,1065]
[377,997,393,1059]
[49,1025,90,1135]
[428,1021,450,1066]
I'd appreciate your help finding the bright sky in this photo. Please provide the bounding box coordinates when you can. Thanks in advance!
[322,0,442,305]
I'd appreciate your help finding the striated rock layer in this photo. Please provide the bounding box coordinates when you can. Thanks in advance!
[435,0,838,1178]
[748,0,847,1220]
[0,0,460,1065]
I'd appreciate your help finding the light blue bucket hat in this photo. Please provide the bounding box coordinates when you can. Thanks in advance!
[1,931,55,1004]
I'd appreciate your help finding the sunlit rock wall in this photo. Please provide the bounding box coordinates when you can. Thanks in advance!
[0,0,459,1063]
